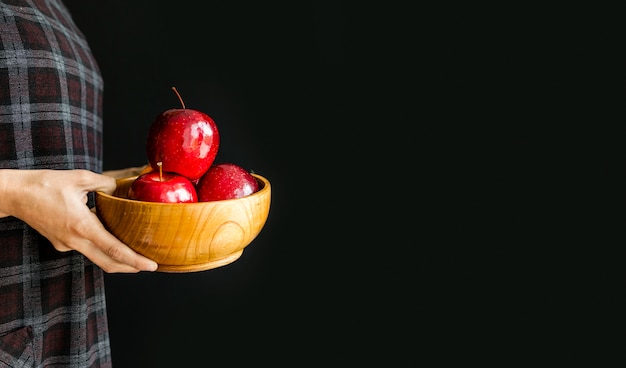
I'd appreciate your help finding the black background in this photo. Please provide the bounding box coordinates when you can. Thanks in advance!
[61,1,385,366]
[61,1,623,364]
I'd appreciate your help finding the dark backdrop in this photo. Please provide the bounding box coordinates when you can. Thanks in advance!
[60,1,373,366]
[60,1,625,364]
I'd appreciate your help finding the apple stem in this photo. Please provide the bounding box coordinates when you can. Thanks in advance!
[171,87,186,109]
[157,161,163,181]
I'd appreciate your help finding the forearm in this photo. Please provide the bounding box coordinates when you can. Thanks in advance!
[0,169,113,220]
[0,169,34,218]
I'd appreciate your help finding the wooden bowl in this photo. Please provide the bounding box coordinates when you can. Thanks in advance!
[95,174,271,273]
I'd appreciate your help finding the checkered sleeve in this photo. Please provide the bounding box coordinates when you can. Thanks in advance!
[1,0,111,367]
[0,0,103,172]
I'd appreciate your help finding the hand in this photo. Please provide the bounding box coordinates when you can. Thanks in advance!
[0,169,158,273]
[103,164,150,179]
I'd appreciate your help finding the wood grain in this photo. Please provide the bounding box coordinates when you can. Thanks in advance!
[95,174,271,272]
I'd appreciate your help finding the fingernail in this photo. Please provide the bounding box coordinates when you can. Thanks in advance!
[147,262,158,272]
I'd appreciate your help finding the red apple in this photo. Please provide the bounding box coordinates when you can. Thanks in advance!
[146,87,219,180]
[128,163,198,203]
[196,162,259,202]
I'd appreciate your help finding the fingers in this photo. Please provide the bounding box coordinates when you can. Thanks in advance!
[72,170,117,195]
[102,165,149,179]
[74,231,159,273]
[63,170,159,272]
[84,240,157,273]
[71,209,159,273]
[99,234,158,272]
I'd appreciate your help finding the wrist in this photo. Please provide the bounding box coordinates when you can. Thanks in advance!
[0,169,36,218]
[0,169,16,218]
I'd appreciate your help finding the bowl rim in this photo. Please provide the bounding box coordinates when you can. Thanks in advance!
[96,173,270,205]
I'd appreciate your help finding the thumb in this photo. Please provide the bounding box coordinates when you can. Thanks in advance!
[76,170,117,195]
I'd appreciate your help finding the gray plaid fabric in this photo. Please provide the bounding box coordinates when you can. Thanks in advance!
[0,0,111,366]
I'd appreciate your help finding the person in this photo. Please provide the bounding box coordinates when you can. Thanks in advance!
[0,1,157,366]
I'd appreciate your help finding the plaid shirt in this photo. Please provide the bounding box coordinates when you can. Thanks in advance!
[0,1,111,367]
